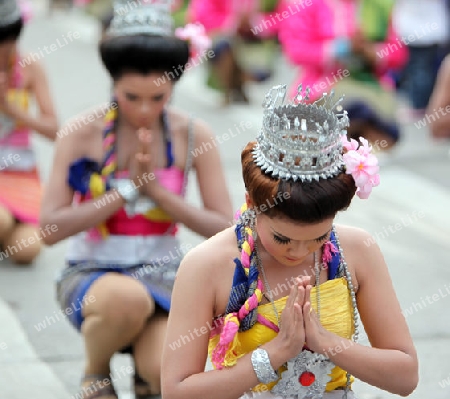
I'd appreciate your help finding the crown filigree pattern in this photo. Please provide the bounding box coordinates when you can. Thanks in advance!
[107,0,173,37]
[252,84,349,182]
[0,0,21,27]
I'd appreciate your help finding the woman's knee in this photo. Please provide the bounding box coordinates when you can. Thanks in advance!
[0,206,15,242]
[83,274,154,329]
[3,224,42,264]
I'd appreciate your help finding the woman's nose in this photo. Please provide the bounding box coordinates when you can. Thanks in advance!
[139,102,151,114]
[287,242,309,259]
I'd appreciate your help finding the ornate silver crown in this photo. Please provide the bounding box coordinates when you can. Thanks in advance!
[0,0,21,27]
[107,0,173,37]
[252,84,349,182]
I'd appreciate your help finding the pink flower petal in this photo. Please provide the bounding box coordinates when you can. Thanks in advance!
[341,136,359,151]
[343,151,362,173]
[358,137,372,155]
[357,187,372,199]
[370,174,380,186]
[353,171,370,187]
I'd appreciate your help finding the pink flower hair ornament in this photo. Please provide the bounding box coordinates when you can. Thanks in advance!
[341,136,380,199]
[175,23,212,62]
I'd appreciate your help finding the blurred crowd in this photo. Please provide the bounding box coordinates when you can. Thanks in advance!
[63,0,450,144]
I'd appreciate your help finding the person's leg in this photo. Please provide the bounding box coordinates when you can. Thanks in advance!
[2,223,42,265]
[403,45,439,111]
[80,273,154,396]
[231,60,249,104]
[213,46,236,106]
[133,312,169,396]
[0,205,15,244]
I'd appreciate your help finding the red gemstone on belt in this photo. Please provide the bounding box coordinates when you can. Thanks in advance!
[299,371,315,386]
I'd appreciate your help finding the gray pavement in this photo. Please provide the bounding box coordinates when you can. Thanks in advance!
[1,4,450,399]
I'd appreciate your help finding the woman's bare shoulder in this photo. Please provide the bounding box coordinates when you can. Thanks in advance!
[54,104,112,161]
[334,224,387,286]
[167,107,210,138]
[334,224,375,250]
[57,103,113,140]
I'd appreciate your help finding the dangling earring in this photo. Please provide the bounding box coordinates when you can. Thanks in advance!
[241,207,257,233]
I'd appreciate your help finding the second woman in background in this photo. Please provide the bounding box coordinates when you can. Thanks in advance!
[40,1,233,398]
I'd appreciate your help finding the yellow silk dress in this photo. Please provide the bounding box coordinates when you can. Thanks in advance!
[209,277,355,395]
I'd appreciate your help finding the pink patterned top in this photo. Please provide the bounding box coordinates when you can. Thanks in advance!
[104,167,185,236]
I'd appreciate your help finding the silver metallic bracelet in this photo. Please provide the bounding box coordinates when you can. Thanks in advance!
[251,348,279,384]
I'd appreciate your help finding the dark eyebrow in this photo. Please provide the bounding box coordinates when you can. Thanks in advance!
[270,227,331,241]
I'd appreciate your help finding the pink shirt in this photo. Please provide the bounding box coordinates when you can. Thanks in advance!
[187,0,281,37]
[277,0,408,99]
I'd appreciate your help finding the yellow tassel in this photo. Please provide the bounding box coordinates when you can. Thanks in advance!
[104,106,117,122]
[89,173,109,237]
[89,174,105,198]
[101,162,116,177]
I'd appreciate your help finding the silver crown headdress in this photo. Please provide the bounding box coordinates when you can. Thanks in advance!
[252,84,350,182]
[107,0,173,37]
[0,0,21,27]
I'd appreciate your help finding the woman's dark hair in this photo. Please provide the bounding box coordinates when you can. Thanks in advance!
[0,18,23,43]
[242,142,357,223]
[99,34,190,81]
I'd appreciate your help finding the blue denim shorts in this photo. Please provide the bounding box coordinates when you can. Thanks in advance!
[56,259,179,331]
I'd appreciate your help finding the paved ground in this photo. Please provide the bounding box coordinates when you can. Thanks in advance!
[1,3,450,399]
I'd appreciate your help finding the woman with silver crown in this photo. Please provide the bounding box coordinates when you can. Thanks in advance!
[161,85,418,399]
[40,0,232,398]
[0,0,58,265]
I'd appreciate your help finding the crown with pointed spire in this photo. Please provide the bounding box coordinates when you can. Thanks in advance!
[107,0,173,37]
[252,84,349,182]
[0,0,21,27]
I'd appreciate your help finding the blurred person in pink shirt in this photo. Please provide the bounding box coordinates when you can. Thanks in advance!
[278,0,408,150]
[188,0,282,105]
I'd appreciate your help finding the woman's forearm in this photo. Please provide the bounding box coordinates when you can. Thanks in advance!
[325,335,418,396]
[148,185,232,238]
[164,340,286,399]
[11,106,58,140]
[40,190,125,245]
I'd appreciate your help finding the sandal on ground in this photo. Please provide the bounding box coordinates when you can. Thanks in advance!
[79,374,118,399]
[134,371,161,399]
